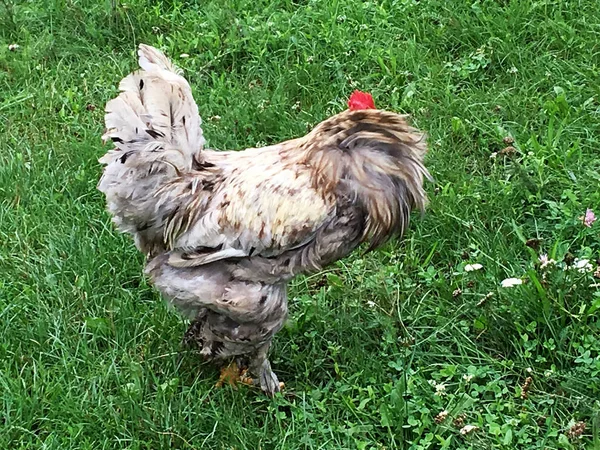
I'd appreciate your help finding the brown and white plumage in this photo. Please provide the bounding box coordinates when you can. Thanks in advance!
[98,44,430,395]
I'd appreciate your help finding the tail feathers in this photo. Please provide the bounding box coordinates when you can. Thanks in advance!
[138,43,183,75]
[101,44,205,167]
[99,44,206,253]
[101,93,148,151]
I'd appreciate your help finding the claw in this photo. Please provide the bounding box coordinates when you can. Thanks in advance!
[239,368,254,386]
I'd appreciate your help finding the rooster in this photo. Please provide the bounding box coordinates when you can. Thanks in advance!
[98,44,429,395]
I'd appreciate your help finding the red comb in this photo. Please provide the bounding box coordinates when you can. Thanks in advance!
[348,90,376,110]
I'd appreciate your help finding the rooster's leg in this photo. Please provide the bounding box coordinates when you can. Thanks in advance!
[248,342,283,396]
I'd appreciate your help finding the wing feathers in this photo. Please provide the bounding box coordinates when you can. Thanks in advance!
[168,247,248,268]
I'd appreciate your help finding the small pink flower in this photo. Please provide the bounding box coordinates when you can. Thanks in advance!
[582,209,596,227]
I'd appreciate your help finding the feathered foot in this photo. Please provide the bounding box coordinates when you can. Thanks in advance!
[252,359,283,396]
[181,313,283,396]
[248,344,284,396]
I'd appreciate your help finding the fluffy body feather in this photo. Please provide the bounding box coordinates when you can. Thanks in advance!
[98,44,430,395]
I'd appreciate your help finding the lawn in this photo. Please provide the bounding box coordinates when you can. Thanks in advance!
[1,0,599,448]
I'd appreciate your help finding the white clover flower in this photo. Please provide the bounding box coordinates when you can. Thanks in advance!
[464,263,483,272]
[460,425,479,435]
[501,278,523,288]
[435,382,447,396]
[463,374,474,383]
[428,380,447,396]
[573,259,593,273]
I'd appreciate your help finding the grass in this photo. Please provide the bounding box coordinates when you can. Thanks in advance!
[1,0,600,448]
